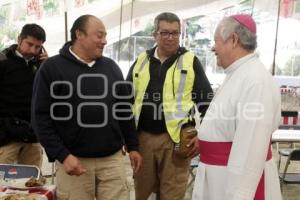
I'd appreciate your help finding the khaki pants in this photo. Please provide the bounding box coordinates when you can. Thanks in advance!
[0,142,43,168]
[56,150,129,200]
[134,131,190,200]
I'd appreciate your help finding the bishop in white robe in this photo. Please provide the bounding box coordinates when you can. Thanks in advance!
[192,14,282,200]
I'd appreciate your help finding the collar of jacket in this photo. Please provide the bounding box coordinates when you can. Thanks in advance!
[59,41,103,67]
[2,44,18,58]
[2,44,40,67]
[145,46,188,61]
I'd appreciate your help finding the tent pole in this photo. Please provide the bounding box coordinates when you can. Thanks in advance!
[272,0,281,75]
[251,0,256,16]
[118,0,124,63]
[64,11,68,42]
[128,0,134,66]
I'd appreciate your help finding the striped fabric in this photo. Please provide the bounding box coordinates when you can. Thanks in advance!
[281,111,298,125]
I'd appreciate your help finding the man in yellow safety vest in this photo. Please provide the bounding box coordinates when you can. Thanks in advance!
[127,12,213,200]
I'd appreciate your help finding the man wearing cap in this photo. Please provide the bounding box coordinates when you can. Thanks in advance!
[192,15,282,200]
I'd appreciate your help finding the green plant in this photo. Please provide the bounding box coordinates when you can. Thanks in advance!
[186,16,203,39]
[43,0,59,16]
[283,55,300,76]
[143,22,154,36]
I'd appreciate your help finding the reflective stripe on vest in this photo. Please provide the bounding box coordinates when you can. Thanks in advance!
[176,55,185,111]
[132,51,195,143]
[132,52,149,126]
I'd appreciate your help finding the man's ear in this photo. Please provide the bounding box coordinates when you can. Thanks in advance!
[75,30,84,40]
[153,31,157,38]
[232,33,239,48]
[16,36,23,52]
[17,36,21,45]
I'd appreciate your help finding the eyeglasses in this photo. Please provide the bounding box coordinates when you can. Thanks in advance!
[157,31,181,39]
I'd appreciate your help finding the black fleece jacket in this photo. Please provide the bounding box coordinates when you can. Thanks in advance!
[127,46,213,134]
[32,42,138,163]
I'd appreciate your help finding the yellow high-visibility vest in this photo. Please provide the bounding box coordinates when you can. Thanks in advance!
[132,51,195,143]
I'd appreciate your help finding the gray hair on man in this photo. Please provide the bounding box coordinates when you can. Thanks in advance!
[216,16,257,51]
[154,12,181,32]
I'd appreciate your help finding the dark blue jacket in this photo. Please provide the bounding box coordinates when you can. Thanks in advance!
[32,42,138,163]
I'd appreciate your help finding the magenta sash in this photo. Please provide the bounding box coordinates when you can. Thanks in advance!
[198,140,272,200]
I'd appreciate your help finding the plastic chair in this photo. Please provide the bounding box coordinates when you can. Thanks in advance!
[0,163,40,188]
[187,156,199,189]
[277,111,299,169]
[0,164,40,180]
[279,149,300,184]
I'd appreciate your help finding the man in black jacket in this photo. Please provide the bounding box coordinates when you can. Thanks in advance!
[32,15,142,200]
[127,12,213,200]
[0,23,47,168]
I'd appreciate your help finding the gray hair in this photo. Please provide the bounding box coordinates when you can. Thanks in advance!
[217,16,257,51]
[154,12,180,32]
